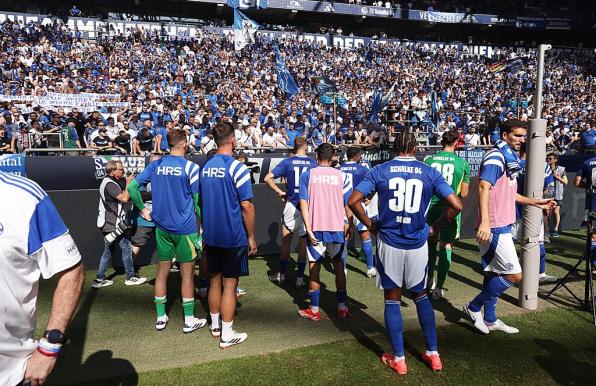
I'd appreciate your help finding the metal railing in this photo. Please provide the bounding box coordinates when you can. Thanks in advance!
[24,148,97,154]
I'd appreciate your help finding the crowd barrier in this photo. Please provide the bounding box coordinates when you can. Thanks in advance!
[0,152,590,269]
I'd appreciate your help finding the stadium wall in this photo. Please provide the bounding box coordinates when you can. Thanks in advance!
[1,154,587,269]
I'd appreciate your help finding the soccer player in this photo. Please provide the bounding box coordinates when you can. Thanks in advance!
[424,130,470,300]
[128,128,207,334]
[349,131,463,375]
[264,136,317,287]
[297,143,353,321]
[200,122,257,349]
[0,171,84,386]
[340,146,377,278]
[464,119,554,335]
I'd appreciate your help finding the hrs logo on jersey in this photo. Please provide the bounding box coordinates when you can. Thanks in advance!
[157,166,182,176]
[202,167,226,178]
[313,175,340,185]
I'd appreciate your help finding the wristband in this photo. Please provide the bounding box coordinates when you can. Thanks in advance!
[38,338,62,354]
[36,346,59,357]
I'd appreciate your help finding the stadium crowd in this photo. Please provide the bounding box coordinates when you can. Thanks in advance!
[0,18,594,156]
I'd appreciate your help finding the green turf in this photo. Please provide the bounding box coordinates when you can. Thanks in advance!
[39,230,593,385]
[79,308,596,386]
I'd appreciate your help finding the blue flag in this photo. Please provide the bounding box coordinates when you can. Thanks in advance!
[233,8,260,51]
[274,46,299,97]
[312,76,338,95]
[430,91,438,128]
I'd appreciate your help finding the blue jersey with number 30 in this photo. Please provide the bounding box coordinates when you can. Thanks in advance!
[355,156,454,250]
[271,155,318,207]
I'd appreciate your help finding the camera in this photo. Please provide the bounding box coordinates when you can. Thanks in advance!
[105,220,129,244]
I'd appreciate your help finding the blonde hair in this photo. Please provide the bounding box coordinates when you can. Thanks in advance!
[105,160,123,175]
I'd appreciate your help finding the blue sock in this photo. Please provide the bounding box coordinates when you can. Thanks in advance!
[469,275,512,312]
[297,261,306,278]
[309,289,320,311]
[539,243,546,275]
[591,241,596,267]
[384,300,404,357]
[279,258,289,274]
[336,289,347,305]
[362,239,374,269]
[414,295,437,352]
[483,297,497,323]
[198,277,208,289]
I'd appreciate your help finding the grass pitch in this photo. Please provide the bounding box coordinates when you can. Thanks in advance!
[37,230,595,385]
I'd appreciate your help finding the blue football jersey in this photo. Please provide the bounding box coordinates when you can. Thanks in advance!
[271,155,318,207]
[200,154,253,248]
[340,161,369,191]
[355,156,454,250]
[575,157,596,210]
[135,156,200,234]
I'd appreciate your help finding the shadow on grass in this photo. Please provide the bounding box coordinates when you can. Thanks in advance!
[48,287,139,385]
[534,338,596,385]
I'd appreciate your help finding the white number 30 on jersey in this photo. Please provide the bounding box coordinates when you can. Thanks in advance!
[388,177,423,218]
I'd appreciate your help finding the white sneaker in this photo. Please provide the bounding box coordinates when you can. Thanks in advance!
[463,303,490,334]
[236,287,246,298]
[155,315,169,331]
[183,317,207,334]
[487,319,519,334]
[366,267,377,278]
[296,277,306,288]
[538,274,558,285]
[125,275,147,286]
[92,278,113,288]
[269,272,285,284]
[219,331,248,349]
[431,287,445,301]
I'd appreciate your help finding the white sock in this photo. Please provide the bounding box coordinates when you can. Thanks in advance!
[210,313,220,329]
[539,272,546,278]
[221,320,234,341]
[394,355,405,362]
[157,315,168,322]
[426,350,439,356]
[310,305,319,313]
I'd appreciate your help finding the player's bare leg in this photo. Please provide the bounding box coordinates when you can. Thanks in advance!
[298,261,321,320]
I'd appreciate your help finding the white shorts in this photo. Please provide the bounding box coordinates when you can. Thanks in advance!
[307,242,345,263]
[480,228,522,275]
[282,201,306,236]
[376,238,428,292]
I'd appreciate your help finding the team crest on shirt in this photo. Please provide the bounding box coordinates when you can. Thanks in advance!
[505,263,514,270]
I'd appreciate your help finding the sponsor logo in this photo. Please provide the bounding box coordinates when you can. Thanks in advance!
[288,0,302,9]
[360,7,369,15]
[94,156,145,179]
[66,243,79,256]
[322,4,335,13]
[202,167,226,178]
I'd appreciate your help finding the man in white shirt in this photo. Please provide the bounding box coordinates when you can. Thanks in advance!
[261,126,276,149]
[0,171,84,386]
[464,126,481,148]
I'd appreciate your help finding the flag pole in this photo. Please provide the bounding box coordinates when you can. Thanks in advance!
[333,93,337,146]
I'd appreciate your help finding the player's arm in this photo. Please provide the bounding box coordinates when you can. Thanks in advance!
[461,161,471,199]
[127,166,153,220]
[298,171,318,245]
[430,193,462,238]
[515,193,554,211]
[264,171,286,199]
[193,192,201,224]
[574,174,585,188]
[25,262,84,386]
[348,169,377,232]
[241,199,257,256]
[477,179,492,243]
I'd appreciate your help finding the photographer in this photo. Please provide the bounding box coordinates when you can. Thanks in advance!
[93,160,147,288]
[574,157,596,275]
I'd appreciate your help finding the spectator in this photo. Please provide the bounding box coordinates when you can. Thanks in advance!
[464,126,481,148]
[92,126,115,155]
[114,129,132,154]
[547,153,567,237]
[135,127,156,155]
[0,125,14,154]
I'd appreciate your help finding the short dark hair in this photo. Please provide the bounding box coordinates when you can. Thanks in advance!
[346,147,361,160]
[316,143,335,162]
[547,152,558,160]
[167,128,187,148]
[293,136,307,152]
[212,122,234,146]
[501,119,527,137]
[394,130,417,154]
[441,130,459,147]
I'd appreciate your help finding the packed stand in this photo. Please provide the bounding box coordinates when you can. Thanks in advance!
[0,19,593,156]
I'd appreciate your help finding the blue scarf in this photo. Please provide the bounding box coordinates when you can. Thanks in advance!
[495,140,522,179]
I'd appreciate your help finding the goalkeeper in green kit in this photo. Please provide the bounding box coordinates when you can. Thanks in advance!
[424,130,471,300]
